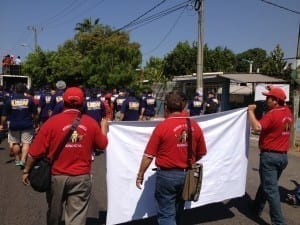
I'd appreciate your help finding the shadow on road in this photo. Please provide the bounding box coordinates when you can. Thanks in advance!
[85,194,272,225]
[226,193,269,225]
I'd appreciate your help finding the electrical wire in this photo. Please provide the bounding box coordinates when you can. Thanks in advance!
[37,0,87,27]
[261,0,300,15]
[143,4,189,56]
[117,1,191,32]
[115,0,168,32]
[45,0,105,29]
[6,29,32,55]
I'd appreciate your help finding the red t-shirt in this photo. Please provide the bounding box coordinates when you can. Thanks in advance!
[259,106,292,152]
[144,113,207,169]
[29,109,108,175]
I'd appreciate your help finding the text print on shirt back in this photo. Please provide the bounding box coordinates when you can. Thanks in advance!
[174,123,189,147]
[282,116,292,135]
[87,101,101,110]
[129,102,139,110]
[11,99,29,109]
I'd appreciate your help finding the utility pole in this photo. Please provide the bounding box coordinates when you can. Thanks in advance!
[27,25,43,51]
[292,24,300,149]
[195,0,204,98]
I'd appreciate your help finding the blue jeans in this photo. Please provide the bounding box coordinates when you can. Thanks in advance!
[254,152,288,225]
[295,186,300,205]
[155,169,186,225]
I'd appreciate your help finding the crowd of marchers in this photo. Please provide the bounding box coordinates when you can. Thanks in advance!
[0,80,224,225]
[0,80,221,168]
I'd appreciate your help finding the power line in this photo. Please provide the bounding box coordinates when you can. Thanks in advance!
[143,5,189,56]
[45,0,105,29]
[9,30,31,54]
[261,0,300,15]
[115,0,168,32]
[37,0,86,27]
[118,1,191,32]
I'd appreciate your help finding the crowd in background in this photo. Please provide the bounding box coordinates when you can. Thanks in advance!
[0,80,220,169]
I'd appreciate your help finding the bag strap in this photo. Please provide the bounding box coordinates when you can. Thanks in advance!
[51,112,82,162]
[186,118,193,169]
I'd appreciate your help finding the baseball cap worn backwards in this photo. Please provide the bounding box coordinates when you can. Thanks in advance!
[56,80,66,90]
[63,87,84,105]
[262,87,286,101]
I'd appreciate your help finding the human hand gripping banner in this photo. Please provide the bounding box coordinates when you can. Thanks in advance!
[106,108,249,225]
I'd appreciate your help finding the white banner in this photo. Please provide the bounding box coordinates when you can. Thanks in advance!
[106,108,249,225]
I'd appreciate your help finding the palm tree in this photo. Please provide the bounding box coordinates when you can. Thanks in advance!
[75,17,100,33]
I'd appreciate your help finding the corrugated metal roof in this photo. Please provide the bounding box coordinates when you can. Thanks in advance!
[218,84,253,95]
[219,73,286,83]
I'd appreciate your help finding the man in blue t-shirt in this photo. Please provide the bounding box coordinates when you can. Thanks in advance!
[83,89,106,123]
[37,85,55,124]
[203,91,219,114]
[114,89,127,121]
[120,89,141,121]
[140,89,156,120]
[188,92,203,116]
[0,83,37,167]
[49,80,66,116]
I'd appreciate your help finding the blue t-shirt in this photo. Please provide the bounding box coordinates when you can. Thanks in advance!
[83,97,106,122]
[50,101,64,116]
[3,93,36,130]
[121,97,140,121]
[50,90,64,111]
[141,95,156,117]
[188,98,203,116]
[38,92,53,122]
[114,95,126,112]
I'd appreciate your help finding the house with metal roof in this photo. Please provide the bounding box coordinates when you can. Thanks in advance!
[171,72,288,111]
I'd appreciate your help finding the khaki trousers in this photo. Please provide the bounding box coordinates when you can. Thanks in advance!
[46,174,92,225]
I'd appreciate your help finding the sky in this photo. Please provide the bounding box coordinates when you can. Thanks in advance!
[0,0,299,68]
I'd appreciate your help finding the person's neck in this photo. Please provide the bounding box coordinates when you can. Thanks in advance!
[167,111,182,117]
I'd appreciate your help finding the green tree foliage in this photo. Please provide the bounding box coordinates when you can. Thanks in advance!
[236,48,267,73]
[261,45,288,79]
[22,47,54,88]
[49,40,83,85]
[22,17,292,89]
[163,42,236,76]
[163,41,197,77]
[23,18,142,89]
[74,17,99,33]
[204,46,236,72]
[144,57,167,83]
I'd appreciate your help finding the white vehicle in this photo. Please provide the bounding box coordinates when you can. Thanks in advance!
[0,74,31,89]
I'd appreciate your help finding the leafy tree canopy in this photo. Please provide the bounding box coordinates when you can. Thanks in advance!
[22,17,292,90]
[236,48,267,73]
[23,18,142,90]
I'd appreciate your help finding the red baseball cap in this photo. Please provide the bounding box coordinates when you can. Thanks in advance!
[262,87,286,101]
[63,87,84,105]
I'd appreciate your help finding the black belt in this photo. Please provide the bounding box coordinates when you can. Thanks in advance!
[156,167,187,172]
[261,149,287,154]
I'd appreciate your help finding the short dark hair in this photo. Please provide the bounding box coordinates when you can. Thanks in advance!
[165,91,185,113]
[15,83,26,94]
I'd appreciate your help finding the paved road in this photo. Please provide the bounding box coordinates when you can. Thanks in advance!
[0,135,299,225]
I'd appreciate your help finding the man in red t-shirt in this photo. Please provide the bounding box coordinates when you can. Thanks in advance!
[21,87,109,225]
[136,91,207,225]
[248,87,292,225]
